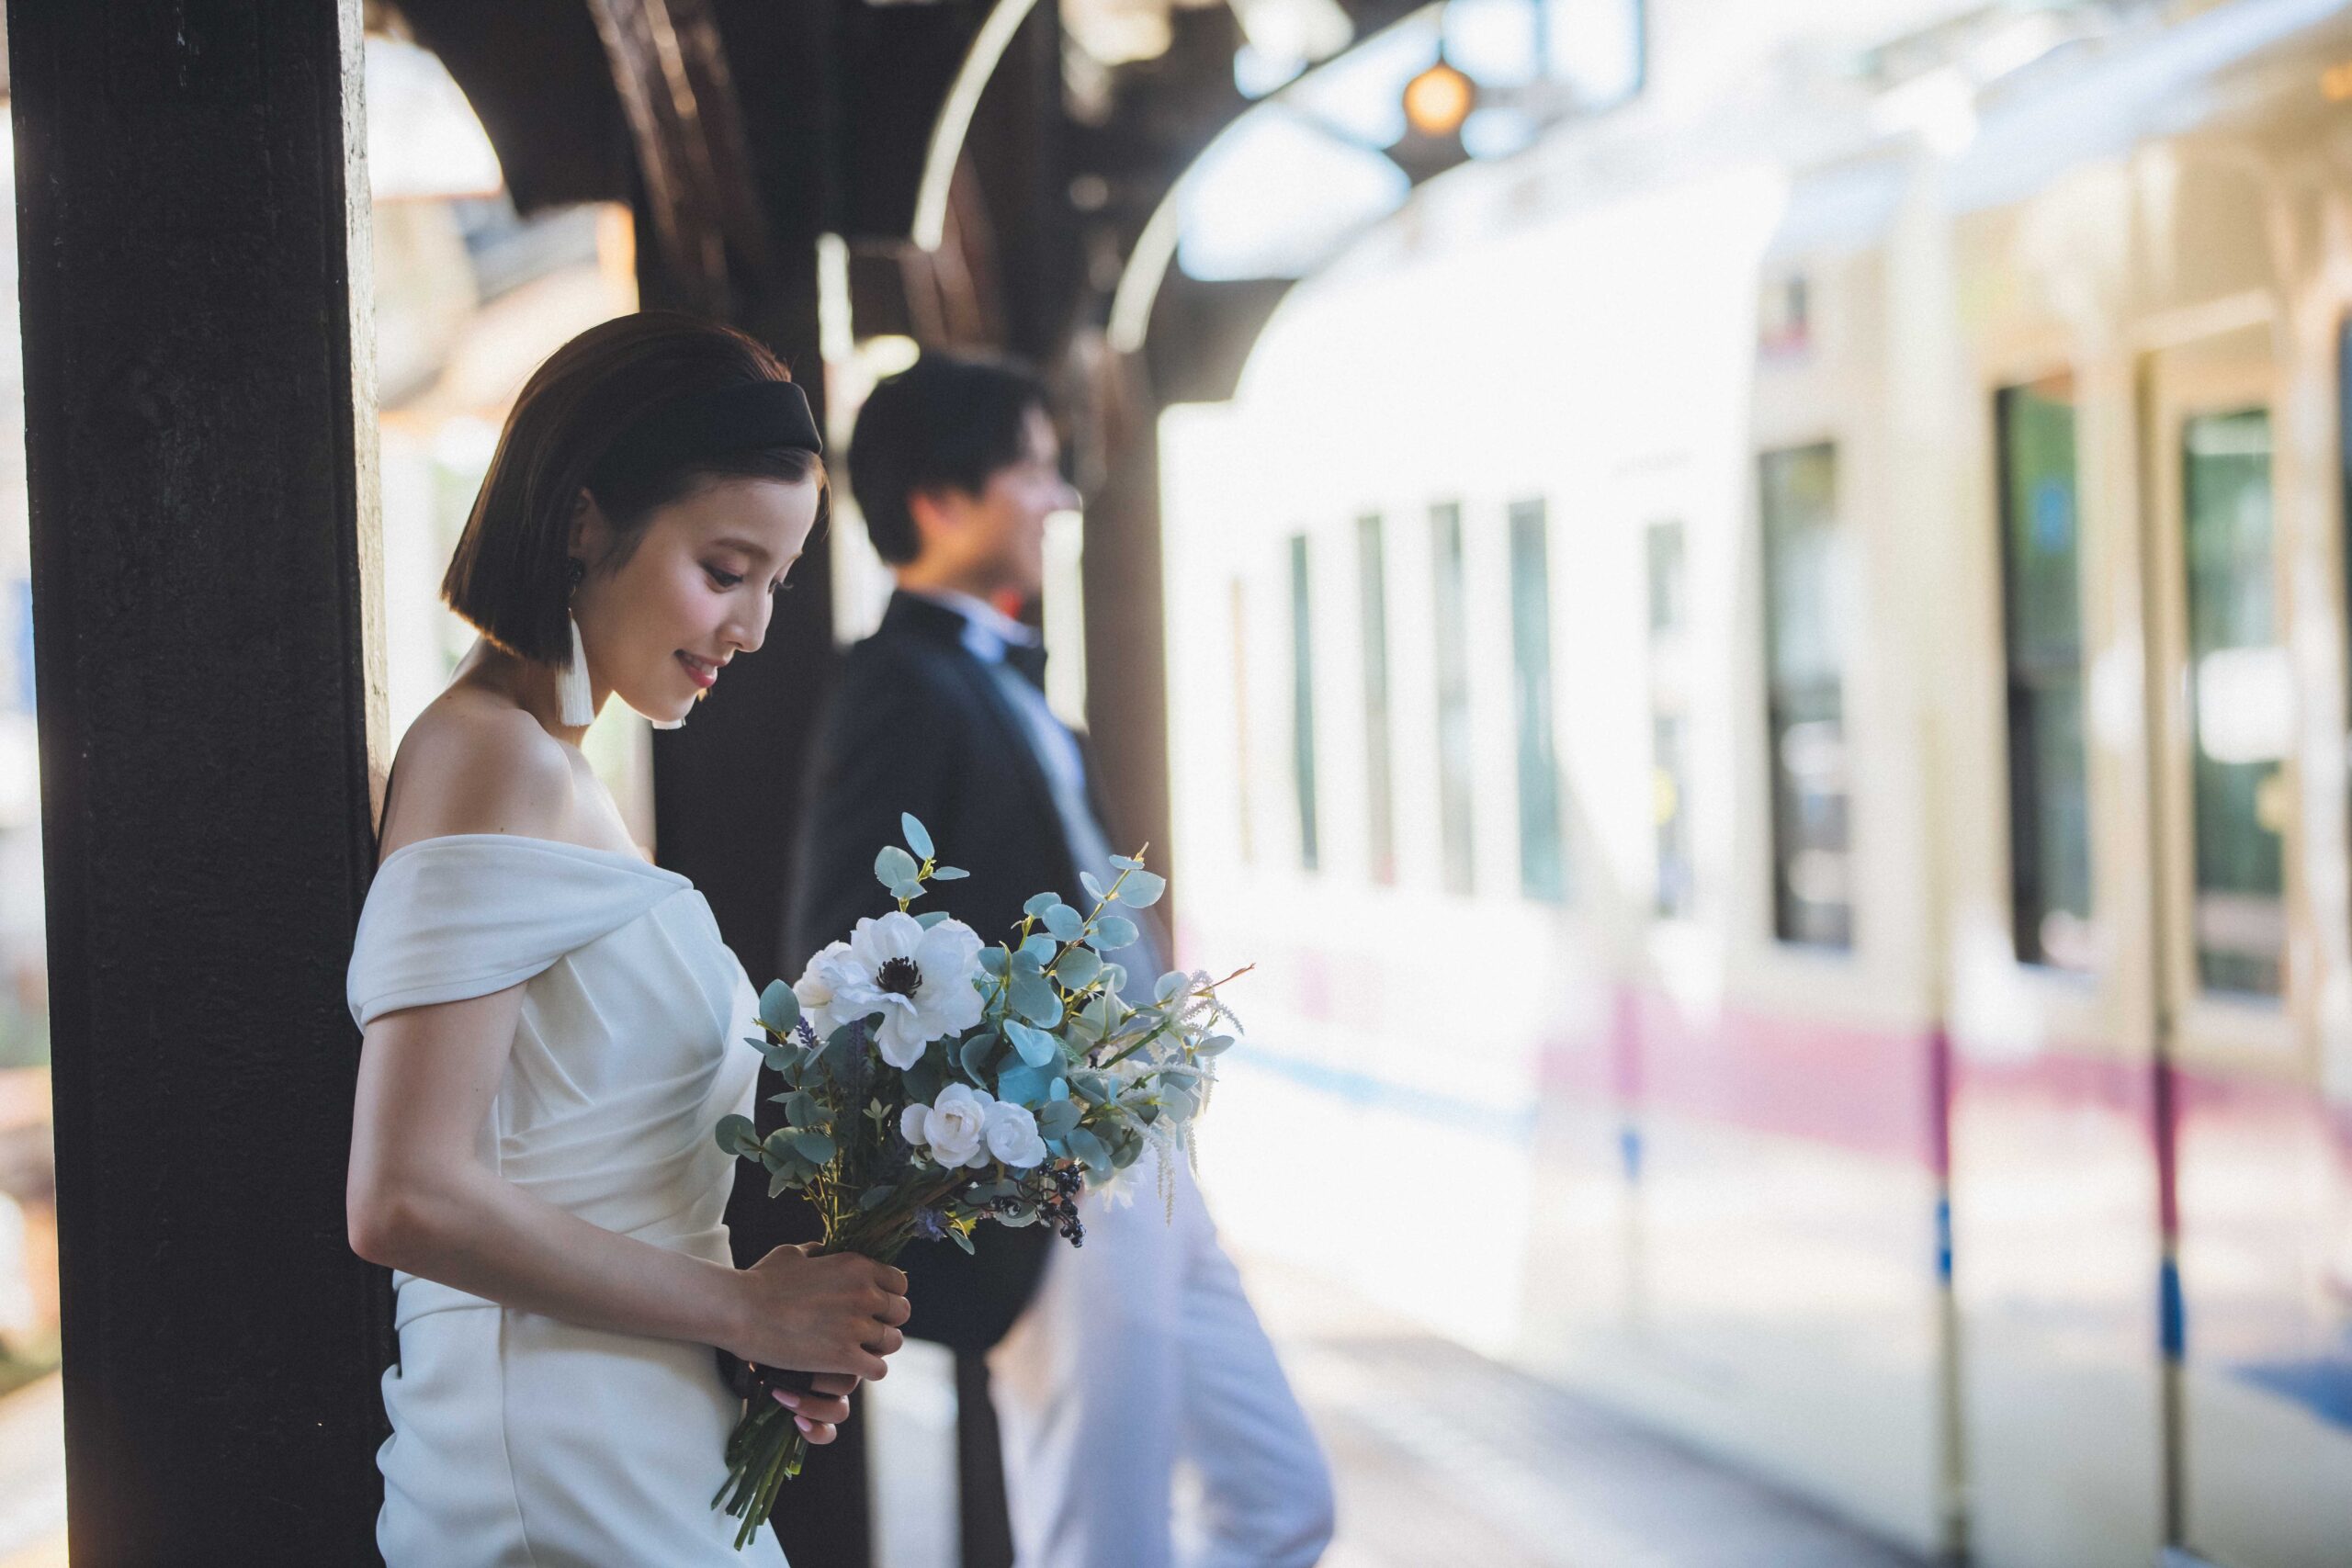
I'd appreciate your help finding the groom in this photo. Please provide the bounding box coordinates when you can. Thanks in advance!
[787,351,1333,1567]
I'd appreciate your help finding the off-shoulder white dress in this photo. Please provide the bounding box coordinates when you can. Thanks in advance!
[347,834,786,1567]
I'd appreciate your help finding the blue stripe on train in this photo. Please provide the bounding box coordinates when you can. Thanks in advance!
[2160,1258,2186,1362]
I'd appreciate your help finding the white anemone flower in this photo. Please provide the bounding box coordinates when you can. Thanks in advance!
[832,910,984,1069]
[792,940,858,1039]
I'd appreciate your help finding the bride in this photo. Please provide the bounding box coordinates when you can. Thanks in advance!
[345,311,909,1564]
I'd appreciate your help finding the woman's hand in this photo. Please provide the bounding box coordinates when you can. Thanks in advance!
[728,1245,910,1382]
[770,1371,863,1446]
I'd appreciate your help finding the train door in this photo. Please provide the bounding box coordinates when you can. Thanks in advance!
[2139,323,2352,1568]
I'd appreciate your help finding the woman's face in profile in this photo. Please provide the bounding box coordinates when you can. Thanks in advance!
[574,473,822,725]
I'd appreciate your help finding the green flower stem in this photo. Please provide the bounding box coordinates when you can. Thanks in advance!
[713,1172,965,1550]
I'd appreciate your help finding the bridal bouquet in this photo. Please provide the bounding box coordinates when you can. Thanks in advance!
[710,815,1244,1547]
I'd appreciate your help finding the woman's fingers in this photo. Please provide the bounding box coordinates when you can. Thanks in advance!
[808,1371,860,1398]
[873,1290,912,1327]
[771,1387,854,1425]
[863,1325,905,1357]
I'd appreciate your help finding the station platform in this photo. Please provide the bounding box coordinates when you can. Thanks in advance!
[1239,1254,1933,1568]
[0,1258,1933,1568]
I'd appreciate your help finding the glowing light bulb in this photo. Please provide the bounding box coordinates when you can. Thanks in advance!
[1402,59,1476,139]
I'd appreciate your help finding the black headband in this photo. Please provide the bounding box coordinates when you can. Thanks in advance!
[593,380,823,489]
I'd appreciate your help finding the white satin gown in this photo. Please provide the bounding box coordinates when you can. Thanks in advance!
[346,834,786,1567]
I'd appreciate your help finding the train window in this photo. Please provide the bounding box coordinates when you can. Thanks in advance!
[2181,409,2286,997]
[1357,514,1397,885]
[1289,534,1319,874]
[1996,378,2095,970]
[1432,502,1476,895]
[1510,501,1568,903]
[1648,519,1695,918]
[1758,444,1852,949]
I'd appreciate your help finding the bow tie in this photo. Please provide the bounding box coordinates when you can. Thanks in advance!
[1001,640,1048,691]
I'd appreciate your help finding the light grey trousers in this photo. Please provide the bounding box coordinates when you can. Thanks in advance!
[989,1151,1336,1568]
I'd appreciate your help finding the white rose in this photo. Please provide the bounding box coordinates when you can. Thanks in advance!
[898,1102,929,1147]
[915,1083,994,1168]
[793,942,857,1039]
[983,1100,1048,1169]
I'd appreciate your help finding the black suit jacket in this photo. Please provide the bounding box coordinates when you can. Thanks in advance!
[786,590,1140,1351]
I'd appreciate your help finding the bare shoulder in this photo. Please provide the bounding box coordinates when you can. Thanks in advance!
[379,690,578,857]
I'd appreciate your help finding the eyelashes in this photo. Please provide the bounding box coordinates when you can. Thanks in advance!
[705,566,795,595]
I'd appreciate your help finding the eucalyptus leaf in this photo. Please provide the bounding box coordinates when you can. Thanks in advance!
[1018,933,1059,965]
[1080,871,1108,904]
[947,1226,977,1256]
[1111,854,1143,871]
[1065,1126,1110,1173]
[762,1129,799,1162]
[1099,964,1128,995]
[1154,971,1187,1004]
[1005,1021,1060,1068]
[1035,1100,1080,1140]
[932,866,969,881]
[1199,1034,1237,1056]
[903,1055,946,1107]
[1010,972,1064,1028]
[1120,869,1167,906]
[917,910,952,929]
[997,1208,1039,1228]
[758,980,801,1032]
[1041,903,1085,942]
[768,1168,797,1199]
[714,1114,758,1156]
[960,1032,1001,1082]
[1090,916,1139,952]
[996,1058,1056,1105]
[900,813,934,861]
[1056,945,1102,990]
[978,948,1010,977]
[785,1090,821,1126]
[791,1130,837,1165]
[891,879,926,904]
[876,845,921,889]
[1023,891,1061,919]
[859,1184,897,1212]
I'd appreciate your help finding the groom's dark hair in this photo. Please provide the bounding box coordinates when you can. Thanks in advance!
[848,351,1053,565]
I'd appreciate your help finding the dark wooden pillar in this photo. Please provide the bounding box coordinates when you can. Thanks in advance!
[1082,372,1173,900]
[10,0,391,1561]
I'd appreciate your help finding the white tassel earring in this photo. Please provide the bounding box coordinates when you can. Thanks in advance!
[557,560,600,728]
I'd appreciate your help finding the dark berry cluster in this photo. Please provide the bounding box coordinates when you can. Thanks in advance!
[1040,1161,1086,1246]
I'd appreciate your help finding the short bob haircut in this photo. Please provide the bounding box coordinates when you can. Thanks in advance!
[846,350,1051,566]
[441,310,824,667]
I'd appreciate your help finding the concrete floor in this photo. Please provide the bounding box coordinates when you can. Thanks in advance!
[0,1254,1931,1568]
[1240,1254,1931,1568]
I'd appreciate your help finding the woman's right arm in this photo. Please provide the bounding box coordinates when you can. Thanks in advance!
[348,706,908,1384]
[347,987,904,1381]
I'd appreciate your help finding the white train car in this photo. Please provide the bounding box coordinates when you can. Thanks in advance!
[1159,3,2352,1563]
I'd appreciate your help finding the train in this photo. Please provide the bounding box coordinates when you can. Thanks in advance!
[1156,2,2352,1563]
